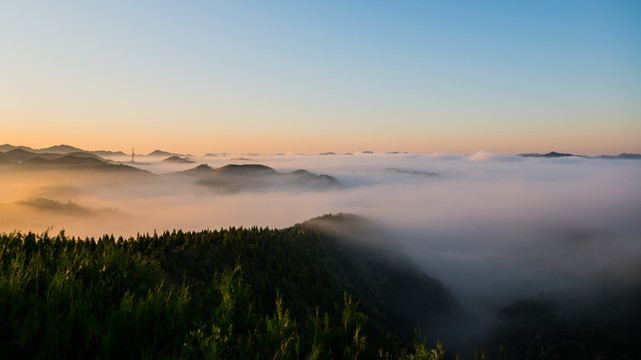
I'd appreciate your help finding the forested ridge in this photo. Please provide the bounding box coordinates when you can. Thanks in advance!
[0,214,459,359]
[3,213,638,359]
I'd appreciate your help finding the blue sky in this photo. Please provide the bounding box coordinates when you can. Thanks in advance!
[2,1,640,154]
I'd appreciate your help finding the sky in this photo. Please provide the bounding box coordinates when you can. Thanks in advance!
[1,1,640,155]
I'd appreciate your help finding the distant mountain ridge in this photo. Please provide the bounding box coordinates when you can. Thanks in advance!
[518,151,641,159]
[0,147,151,174]
[0,148,103,165]
[0,144,127,157]
[0,146,337,189]
[595,153,641,159]
[0,144,83,154]
[2,144,639,159]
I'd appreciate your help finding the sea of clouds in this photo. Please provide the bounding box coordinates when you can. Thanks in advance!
[2,151,640,340]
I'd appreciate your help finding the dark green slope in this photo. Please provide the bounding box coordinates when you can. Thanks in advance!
[299,214,462,339]
[155,214,461,345]
[0,214,459,359]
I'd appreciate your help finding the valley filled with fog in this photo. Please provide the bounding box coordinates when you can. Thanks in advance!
[2,148,640,352]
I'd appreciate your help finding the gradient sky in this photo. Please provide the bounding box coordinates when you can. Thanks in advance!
[2,1,640,155]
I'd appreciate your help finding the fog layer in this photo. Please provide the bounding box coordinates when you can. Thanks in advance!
[2,151,640,340]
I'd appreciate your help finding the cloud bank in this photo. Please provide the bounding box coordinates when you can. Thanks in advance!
[1,151,640,345]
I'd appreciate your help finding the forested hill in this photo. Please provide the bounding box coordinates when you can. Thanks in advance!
[0,214,460,359]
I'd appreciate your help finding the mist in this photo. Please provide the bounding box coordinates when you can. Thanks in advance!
[2,151,640,347]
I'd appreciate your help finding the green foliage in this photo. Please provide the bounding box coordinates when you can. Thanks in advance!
[395,333,445,360]
[0,231,189,359]
[0,228,455,359]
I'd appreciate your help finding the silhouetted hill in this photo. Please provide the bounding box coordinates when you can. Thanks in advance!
[519,151,578,158]
[596,153,641,159]
[36,144,84,154]
[16,155,107,169]
[0,144,130,158]
[0,144,34,153]
[215,164,277,175]
[39,151,103,161]
[0,144,86,154]
[52,156,110,166]
[147,150,180,157]
[165,164,215,177]
[1,148,106,164]
[6,153,150,175]
[162,156,195,163]
[3,148,36,162]
[519,151,641,159]
[197,164,339,192]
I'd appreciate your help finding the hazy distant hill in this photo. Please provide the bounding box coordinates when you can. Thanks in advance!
[43,156,105,166]
[162,155,195,164]
[3,144,640,160]
[0,149,150,175]
[519,151,641,159]
[90,150,128,157]
[2,148,35,162]
[596,153,641,159]
[519,151,578,158]
[36,144,84,154]
[147,150,181,157]
[214,164,276,175]
[17,155,107,169]
[165,164,215,177]
[0,144,87,154]
[0,144,33,153]
[0,144,129,158]
[197,164,340,192]
[1,148,106,165]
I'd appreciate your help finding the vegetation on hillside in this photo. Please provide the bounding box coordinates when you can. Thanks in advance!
[0,215,459,359]
[2,213,637,359]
